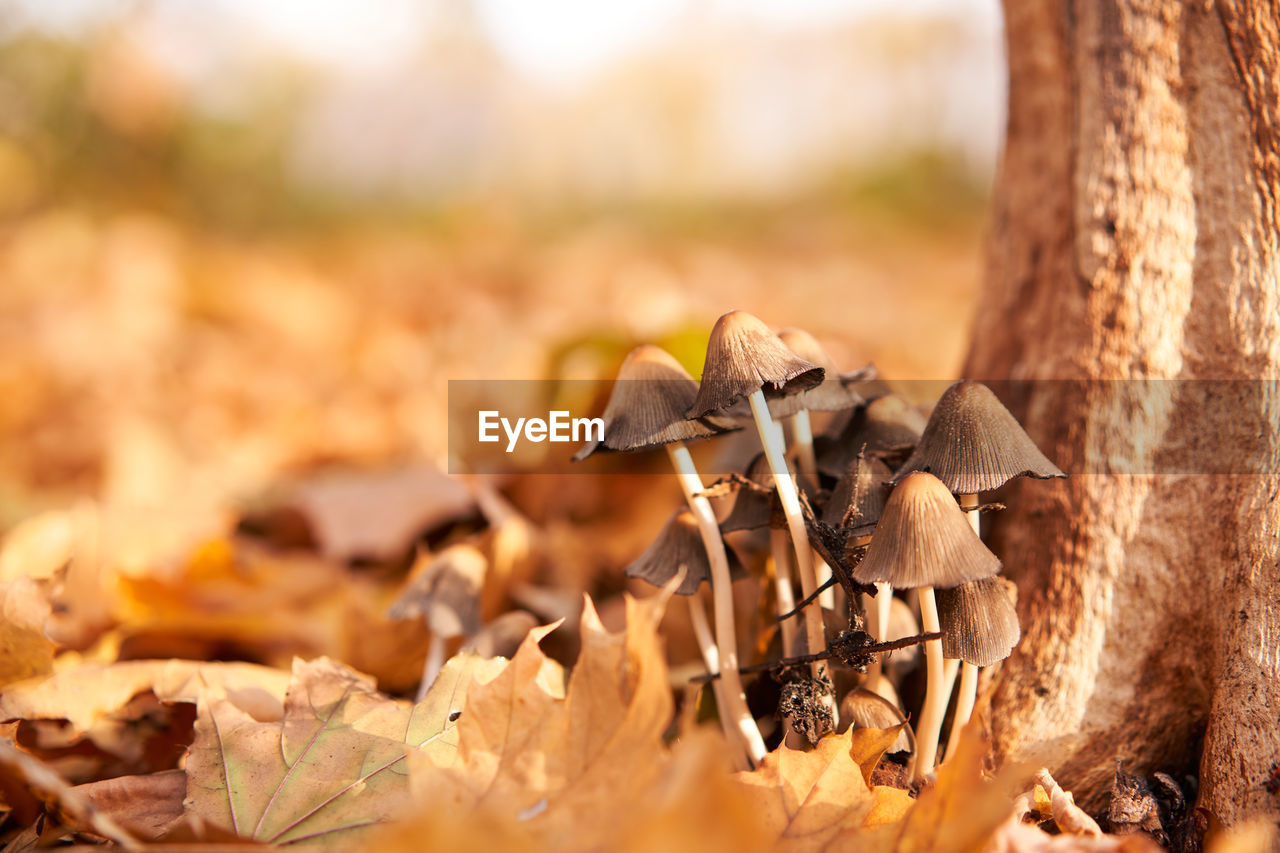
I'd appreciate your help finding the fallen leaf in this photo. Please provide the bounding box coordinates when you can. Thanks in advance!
[183,652,490,847]
[733,729,876,852]
[0,577,55,687]
[71,770,186,840]
[849,724,907,786]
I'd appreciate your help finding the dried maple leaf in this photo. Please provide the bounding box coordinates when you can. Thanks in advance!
[71,770,186,840]
[183,653,495,848]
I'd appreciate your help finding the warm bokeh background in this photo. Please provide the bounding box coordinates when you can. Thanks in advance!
[0,0,1001,519]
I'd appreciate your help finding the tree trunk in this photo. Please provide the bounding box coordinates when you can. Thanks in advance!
[967,0,1280,828]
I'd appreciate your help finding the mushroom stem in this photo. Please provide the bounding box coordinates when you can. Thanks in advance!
[686,593,748,766]
[748,391,826,660]
[416,633,448,704]
[862,581,895,698]
[912,586,946,782]
[942,656,961,703]
[770,529,798,656]
[945,661,979,760]
[960,493,980,536]
[790,410,819,484]
[787,410,837,612]
[667,443,767,765]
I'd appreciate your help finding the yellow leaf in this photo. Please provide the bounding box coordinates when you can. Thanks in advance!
[0,577,55,687]
[849,724,907,786]
[863,786,914,829]
[734,729,876,852]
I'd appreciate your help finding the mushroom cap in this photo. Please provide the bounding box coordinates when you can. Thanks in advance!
[891,380,1066,493]
[764,328,864,417]
[840,688,913,754]
[816,394,927,479]
[937,576,1020,666]
[625,508,746,595]
[462,610,538,659]
[686,310,825,419]
[720,452,816,533]
[822,454,893,542]
[851,472,1001,589]
[387,544,486,638]
[574,345,737,461]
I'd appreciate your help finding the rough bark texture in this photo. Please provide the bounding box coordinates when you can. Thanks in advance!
[968,0,1280,827]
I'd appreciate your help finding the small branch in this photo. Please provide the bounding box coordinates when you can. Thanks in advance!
[777,575,840,621]
[693,632,940,683]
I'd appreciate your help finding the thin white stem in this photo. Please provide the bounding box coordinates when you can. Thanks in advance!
[667,443,767,765]
[912,586,945,782]
[862,580,895,699]
[790,410,818,484]
[687,594,748,768]
[749,391,826,663]
[770,529,798,657]
[945,661,979,761]
[960,493,980,536]
[787,410,835,612]
[942,656,961,703]
[416,633,447,704]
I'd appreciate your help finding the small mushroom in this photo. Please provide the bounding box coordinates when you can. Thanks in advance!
[575,344,764,764]
[624,508,747,595]
[686,310,830,686]
[388,544,486,701]
[462,610,539,660]
[840,688,913,755]
[816,393,927,480]
[938,576,1019,760]
[851,471,1001,782]
[892,380,1066,535]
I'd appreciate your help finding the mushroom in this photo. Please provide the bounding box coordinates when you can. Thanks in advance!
[840,687,914,755]
[624,507,748,595]
[822,453,895,695]
[816,393,927,481]
[892,380,1065,536]
[851,471,1001,782]
[388,544,486,702]
[937,576,1019,760]
[575,344,765,764]
[772,327,865,482]
[686,310,830,680]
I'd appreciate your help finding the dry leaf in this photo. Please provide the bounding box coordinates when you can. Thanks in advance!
[733,729,877,852]
[849,724,907,786]
[71,770,186,840]
[183,653,493,847]
[0,577,55,687]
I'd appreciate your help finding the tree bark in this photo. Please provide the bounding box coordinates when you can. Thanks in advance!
[968,0,1280,828]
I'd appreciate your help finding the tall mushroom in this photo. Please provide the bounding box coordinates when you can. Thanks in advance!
[574,344,765,764]
[686,311,827,669]
[892,380,1065,536]
[387,544,486,702]
[937,576,1020,761]
[852,471,1001,782]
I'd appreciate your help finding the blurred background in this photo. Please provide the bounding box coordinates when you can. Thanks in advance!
[0,0,1010,703]
[0,0,1002,524]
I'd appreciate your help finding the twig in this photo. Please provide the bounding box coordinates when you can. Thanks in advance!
[693,632,940,683]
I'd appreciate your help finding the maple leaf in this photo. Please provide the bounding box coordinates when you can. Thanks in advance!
[183,652,497,847]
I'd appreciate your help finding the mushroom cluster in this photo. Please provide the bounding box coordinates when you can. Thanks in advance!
[576,312,1064,777]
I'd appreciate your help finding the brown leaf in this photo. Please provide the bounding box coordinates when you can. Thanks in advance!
[183,653,493,848]
[734,729,877,852]
[0,577,54,688]
[71,770,185,840]
[849,724,907,786]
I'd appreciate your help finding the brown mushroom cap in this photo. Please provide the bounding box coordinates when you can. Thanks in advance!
[387,544,486,638]
[765,328,864,417]
[574,345,737,461]
[720,452,815,533]
[822,454,892,531]
[625,508,746,595]
[937,576,1020,666]
[851,472,1001,589]
[891,380,1066,493]
[817,394,927,479]
[840,688,913,754]
[685,310,824,419]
